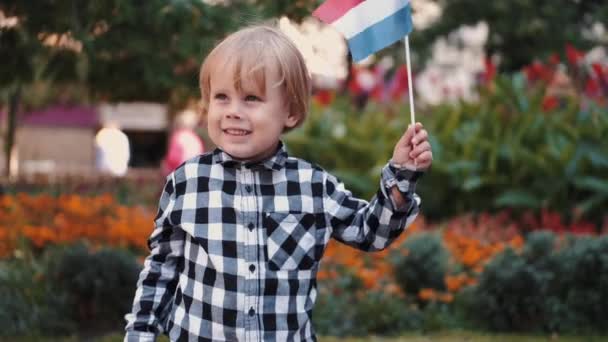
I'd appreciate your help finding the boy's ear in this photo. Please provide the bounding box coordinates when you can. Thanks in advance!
[284,111,299,128]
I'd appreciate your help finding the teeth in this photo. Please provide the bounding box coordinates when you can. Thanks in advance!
[225,129,250,136]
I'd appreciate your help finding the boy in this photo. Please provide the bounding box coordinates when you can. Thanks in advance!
[125,25,432,342]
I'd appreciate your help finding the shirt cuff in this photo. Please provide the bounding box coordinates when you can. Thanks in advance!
[381,162,424,211]
[124,331,157,342]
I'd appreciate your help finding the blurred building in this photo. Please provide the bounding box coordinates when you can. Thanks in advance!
[0,103,169,179]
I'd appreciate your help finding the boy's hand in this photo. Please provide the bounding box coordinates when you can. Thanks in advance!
[391,122,432,171]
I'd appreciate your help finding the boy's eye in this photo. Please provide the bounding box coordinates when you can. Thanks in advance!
[245,95,261,102]
[214,93,228,100]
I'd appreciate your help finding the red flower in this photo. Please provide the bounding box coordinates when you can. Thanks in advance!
[569,221,596,236]
[314,90,334,107]
[481,57,497,84]
[347,66,363,95]
[585,78,601,98]
[542,96,559,112]
[388,65,410,101]
[549,53,560,66]
[591,63,607,86]
[524,61,552,83]
[565,44,584,66]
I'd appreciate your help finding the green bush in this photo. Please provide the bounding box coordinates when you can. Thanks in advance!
[352,292,423,336]
[547,236,608,333]
[0,243,142,337]
[393,233,448,297]
[469,248,546,331]
[314,266,364,336]
[421,76,608,222]
[468,233,608,333]
[285,76,608,222]
[0,253,74,336]
[44,243,142,332]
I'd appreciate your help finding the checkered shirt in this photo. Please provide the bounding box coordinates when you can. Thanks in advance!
[125,142,422,342]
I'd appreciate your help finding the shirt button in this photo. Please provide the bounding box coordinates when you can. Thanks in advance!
[248,223,254,231]
[245,185,252,192]
[248,307,255,316]
[249,264,256,272]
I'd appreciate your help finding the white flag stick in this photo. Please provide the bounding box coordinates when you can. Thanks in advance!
[404,35,415,126]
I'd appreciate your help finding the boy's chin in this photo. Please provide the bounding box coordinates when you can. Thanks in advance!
[222,148,257,161]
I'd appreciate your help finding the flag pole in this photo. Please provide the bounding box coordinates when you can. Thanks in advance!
[404,35,415,127]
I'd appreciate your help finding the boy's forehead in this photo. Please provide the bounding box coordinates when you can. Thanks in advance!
[209,56,281,90]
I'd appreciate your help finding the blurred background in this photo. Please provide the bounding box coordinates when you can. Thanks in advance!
[1,0,607,341]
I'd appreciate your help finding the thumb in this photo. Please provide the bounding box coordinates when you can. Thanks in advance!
[398,124,416,147]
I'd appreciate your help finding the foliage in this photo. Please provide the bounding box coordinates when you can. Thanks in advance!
[285,97,402,199]
[546,236,608,333]
[352,292,423,336]
[417,0,608,71]
[250,0,321,23]
[468,248,546,331]
[0,0,250,175]
[468,232,608,333]
[289,74,608,222]
[0,0,247,104]
[44,243,142,331]
[314,266,364,337]
[393,233,448,296]
[0,242,140,336]
[422,74,608,222]
[0,252,74,336]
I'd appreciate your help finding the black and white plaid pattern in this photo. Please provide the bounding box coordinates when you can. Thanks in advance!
[125,142,421,342]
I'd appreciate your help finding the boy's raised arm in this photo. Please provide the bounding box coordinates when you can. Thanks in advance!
[322,166,421,252]
[125,174,185,342]
[323,123,431,252]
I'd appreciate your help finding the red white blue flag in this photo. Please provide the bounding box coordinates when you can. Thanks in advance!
[313,0,413,62]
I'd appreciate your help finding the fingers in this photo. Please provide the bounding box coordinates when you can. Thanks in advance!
[398,122,423,147]
[409,141,431,159]
[397,124,416,147]
[415,151,433,169]
[412,128,428,146]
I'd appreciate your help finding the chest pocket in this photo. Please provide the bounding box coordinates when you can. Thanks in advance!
[264,212,318,271]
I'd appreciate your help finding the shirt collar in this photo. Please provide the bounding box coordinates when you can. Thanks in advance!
[212,141,288,171]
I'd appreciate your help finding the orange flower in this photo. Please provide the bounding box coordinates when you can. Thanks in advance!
[0,193,156,258]
[438,293,454,303]
[418,288,438,301]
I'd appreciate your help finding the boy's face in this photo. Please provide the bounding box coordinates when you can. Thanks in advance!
[206,65,298,162]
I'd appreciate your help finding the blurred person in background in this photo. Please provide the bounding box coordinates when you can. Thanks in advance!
[161,109,205,177]
[95,122,131,177]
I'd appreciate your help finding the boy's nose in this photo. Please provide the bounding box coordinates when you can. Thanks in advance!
[225,112,242,120]
[225,102,243,120]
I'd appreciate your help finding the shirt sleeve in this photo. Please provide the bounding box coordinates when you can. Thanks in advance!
[323,163,422,251]
[124,173,185,341]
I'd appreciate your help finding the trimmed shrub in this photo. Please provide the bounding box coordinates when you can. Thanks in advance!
[353,292,423,335]
[0,256,74,336]
[547,236,608,333]
[44,243,142,332]
[469,248,545,331]
[393,233,448,296]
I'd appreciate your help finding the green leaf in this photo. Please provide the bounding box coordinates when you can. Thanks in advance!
[576,194,608,215]
[495,190,542,208]
[463,176,483,191]
[573,177,608,195]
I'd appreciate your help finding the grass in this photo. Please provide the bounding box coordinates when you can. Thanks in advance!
[7,332,607,342]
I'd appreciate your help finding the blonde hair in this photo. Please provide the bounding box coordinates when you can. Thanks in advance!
[199,25,311,132]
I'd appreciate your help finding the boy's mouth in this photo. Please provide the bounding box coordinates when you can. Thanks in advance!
[223,129,251,136]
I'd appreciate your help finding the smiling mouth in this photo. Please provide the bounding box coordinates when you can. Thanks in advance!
[223,129,251,136]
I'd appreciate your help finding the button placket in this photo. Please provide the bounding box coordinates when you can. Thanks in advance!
[240,169,259,327]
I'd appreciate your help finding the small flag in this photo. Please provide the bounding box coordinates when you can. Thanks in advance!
[313,0,413,62]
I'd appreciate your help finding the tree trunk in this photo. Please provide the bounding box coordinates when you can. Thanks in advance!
[5,86,20,178]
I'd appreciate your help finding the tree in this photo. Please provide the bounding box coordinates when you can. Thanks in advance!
[0,0,245,177]
[416,0,608,71]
